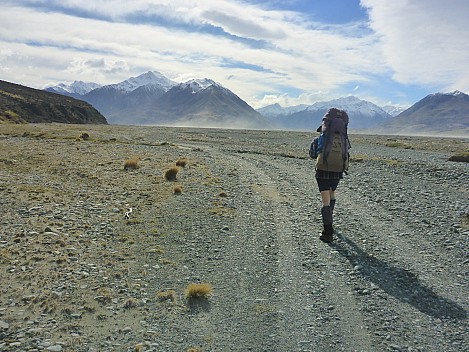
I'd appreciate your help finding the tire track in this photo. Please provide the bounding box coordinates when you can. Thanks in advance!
[206,148,376,351]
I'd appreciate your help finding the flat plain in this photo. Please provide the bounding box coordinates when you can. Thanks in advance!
[1,123,468,352]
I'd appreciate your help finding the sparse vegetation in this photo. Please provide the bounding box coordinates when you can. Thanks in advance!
[157,289,177,302]
[176,158,188,167]
[124,156,140,170]
[165,166,179,181]
[185,283,213,299]
[462,212,469,228]
[448,152,469,162]
[174,185,183,194]
[385,140,412,149]
[123,297,139,309]
[1,124,467,350]
[186,348,203,352]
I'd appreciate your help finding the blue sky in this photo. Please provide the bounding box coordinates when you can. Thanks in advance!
[1,0,468,109]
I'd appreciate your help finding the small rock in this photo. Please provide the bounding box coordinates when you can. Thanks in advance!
[0,320,9,329]
[47,345,63,352]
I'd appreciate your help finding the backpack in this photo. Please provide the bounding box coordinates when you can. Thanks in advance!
[315,108,351,172]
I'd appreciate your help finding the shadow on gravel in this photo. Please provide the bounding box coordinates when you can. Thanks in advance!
[331,233,467,320]
[187,298,211,314]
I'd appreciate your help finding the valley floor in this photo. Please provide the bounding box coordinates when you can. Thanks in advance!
[0,124,468,351]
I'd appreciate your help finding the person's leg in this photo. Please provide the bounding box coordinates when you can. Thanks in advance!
[318,180,340,243]
[320,189,331,206]
[330,189,336,214]
[317,182,334,243]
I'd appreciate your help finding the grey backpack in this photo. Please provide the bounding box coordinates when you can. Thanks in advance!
[316,108,351,172]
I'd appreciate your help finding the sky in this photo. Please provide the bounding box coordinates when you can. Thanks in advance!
[1,0,468,109]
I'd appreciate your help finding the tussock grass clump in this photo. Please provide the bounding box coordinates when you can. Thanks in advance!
[164,167,179,181]
[174,185,182,194]
[350,155,364,162]
[185,283,213,299]
[157,289,177,302]
[186,348,202,352]
[218,191,228,197]
[80,132,90,140]
[448,152,469,163]
[124,157,140,170]
[462,212,469,228]
[385,140,412,149]
[176,158,188,167]
[123,297,140,309]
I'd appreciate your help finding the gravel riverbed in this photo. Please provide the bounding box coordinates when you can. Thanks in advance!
[0,124,468,352]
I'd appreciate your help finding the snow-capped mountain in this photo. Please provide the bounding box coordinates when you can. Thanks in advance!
[382,105,409,117]
[44,70,468,133]
[45,81,101,97]
[109,71,176,92]
[180,78,224,94]
[306,96,389,116]
[257,103,309,118]
[138,78,269,128]
[45,71,268,127]
[258,96,391,130]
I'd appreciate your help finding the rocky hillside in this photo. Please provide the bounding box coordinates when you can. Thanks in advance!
[0,80,107,124]
[379,91,469,136]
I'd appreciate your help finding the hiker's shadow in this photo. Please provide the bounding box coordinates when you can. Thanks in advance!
[331,233,467,320]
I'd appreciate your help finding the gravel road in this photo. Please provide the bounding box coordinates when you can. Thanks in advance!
[0,124,468,352]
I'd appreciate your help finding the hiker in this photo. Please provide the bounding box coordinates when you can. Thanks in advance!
[309,108,350,243]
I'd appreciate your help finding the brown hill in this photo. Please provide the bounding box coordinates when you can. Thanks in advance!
[0,80,107,124]
[380,91,469,136]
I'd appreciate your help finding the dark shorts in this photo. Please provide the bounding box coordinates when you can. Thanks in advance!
[316,178,340,192]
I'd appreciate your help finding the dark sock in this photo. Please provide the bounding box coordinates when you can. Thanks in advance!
[330,199,336,213]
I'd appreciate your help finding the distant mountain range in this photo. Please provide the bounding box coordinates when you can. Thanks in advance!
[46,71,269,129]
[12,70,467,135]
[0,80,106,124]
[257,96,401,130]
[377,91,469,135]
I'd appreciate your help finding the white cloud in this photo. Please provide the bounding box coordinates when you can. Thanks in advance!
[1,0,467,108]
[361,0,469,92]
[0,1,384,105]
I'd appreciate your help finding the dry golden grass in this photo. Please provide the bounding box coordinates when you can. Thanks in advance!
[124,157,140,170]
[185,283,213,299]
[448,152,469,162]
[186,348,202,352]
[156,289,177,302]
[176,158,188,167]
[164,166,179,181]
[174,185,183,194]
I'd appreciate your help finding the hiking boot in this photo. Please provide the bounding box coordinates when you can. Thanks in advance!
[320,206,334,242]
[319,224,334,243]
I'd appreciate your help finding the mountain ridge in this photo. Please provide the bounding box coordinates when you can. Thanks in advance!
[43,72,469,135]
[0,80,107,124]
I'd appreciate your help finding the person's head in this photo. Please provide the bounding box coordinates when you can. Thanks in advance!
[317,118,326,132]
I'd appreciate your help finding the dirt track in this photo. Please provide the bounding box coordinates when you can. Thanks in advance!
[0,124,468,351]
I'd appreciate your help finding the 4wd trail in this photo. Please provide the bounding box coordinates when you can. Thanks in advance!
[0,124,467,352]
